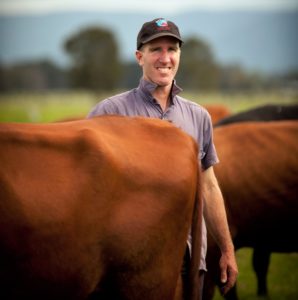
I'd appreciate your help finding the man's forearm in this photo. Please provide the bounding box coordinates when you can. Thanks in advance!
[202,166,238,293]
[202,167,234,253]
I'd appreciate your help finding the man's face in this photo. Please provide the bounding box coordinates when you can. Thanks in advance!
[136,37,181,88]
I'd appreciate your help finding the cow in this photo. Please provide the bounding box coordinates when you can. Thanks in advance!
[203,104,231,125]
[54,102,232,127]
[0,115,202,300]
[211,103,298,299]
[214,103,298,127]
[203,121,298,300]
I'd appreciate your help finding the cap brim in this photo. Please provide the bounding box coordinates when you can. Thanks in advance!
[142,32,183,45]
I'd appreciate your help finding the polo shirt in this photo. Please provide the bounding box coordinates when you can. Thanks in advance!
[87,78,219,270]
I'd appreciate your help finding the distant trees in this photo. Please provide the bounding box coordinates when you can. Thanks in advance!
[119,61,142,89]
[219,64,264,91]
[0,60,67,92]
[64,26,122,91]
[0,25,296,93]
[177,36,219,90]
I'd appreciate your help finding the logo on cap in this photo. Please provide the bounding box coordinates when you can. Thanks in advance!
[156,18,168,27]
[155,18,170,30]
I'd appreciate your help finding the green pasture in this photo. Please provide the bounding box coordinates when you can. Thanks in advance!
[0,90,297,299]
[213,248,298,300]
[0,89,297,123]
[0,91,100,123]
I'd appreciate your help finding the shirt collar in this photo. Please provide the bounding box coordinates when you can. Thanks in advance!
[138,78,183,104]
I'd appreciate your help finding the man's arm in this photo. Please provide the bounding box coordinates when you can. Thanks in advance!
[202,166,238,295]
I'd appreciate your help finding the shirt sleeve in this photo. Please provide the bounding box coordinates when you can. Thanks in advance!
[201,109,219,170]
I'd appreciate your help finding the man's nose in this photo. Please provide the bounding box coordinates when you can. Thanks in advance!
[159,51,171,63]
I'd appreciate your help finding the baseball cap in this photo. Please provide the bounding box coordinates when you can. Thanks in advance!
[137,18,183,50]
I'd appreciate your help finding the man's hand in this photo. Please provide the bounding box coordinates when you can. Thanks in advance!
[202,166,238,295]
[219,251,238,295]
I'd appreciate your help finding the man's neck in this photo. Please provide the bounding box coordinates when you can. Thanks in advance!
[152,84,173,112]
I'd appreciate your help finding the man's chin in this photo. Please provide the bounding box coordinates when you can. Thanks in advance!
[155,79,173,87]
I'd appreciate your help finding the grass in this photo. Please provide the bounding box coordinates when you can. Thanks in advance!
[213,248,298,300]
[0,90,104,122]
[0,89,297,123]
[0,89,297,299]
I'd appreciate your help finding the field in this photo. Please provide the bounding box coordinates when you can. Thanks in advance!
[0,90,297,299]
[0,89,297,123]
[213,248,298,300]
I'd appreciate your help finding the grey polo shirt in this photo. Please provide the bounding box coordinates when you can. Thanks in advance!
[87,78,219,270]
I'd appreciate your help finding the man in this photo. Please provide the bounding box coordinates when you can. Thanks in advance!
[87,18,238,298]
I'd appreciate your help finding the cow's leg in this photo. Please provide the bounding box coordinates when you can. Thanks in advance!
[202,246,220,300]
[202,271,217,300]
[252,247,270,296]
[223,283,238,300]
[173,275,184,300]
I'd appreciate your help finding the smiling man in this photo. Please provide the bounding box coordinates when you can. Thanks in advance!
[87,18,238,298]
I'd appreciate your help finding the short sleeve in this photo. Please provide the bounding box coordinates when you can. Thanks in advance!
[201,111,219,170]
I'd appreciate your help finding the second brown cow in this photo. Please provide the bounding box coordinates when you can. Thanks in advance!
[204,121,298,299]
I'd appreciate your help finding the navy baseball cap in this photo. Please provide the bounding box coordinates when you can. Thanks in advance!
[137,18,183,50]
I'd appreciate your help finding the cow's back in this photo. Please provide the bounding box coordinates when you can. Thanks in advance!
[214,104,298,127]
[203,120,298,300]
[0,116,200,300]
[213,120,298,249]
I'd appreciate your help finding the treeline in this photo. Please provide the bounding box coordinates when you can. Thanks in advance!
[0,26,297,93]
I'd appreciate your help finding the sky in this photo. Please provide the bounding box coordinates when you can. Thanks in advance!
[0,0,297,73]
[0,0,297,15]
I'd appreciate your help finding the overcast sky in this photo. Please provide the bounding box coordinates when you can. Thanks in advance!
[1,0,297,15]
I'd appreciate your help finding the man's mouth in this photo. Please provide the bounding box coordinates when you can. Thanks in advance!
[156,67,171,73]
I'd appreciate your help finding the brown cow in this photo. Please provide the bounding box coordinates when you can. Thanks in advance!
[203,121,298,299]
[203,104,231,125]
[213,103,298,299]
[0,115,202,300]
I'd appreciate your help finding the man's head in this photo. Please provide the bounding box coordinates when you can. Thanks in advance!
[137,18,183,50]
[136,18,183,88]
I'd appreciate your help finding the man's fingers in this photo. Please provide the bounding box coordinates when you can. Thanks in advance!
[220,267,238,295]
[220,270,227,285]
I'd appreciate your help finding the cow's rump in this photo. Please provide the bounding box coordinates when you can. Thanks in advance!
[0,115,202,300]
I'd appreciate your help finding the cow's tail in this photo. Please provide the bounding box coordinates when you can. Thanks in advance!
[188,166,203,300]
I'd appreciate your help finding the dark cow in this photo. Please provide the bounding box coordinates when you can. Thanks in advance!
[203,121,298,300]
[212,103,298,299]
[214,103,298,127]
[0,115,202,300]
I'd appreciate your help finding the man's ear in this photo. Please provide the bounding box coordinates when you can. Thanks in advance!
[135,50,143,66]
